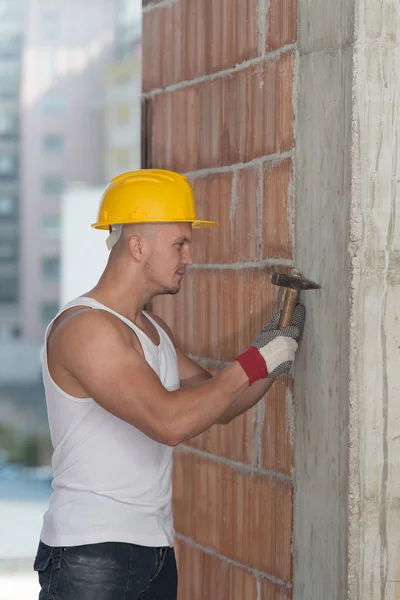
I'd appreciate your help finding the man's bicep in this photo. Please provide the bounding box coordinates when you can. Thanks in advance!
[62,317,170,442]
[175,346,213,387]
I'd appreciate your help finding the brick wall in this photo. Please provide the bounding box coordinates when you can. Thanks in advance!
[142,0,296,597]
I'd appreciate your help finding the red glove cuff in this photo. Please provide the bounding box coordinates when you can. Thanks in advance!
[235,346,268,385]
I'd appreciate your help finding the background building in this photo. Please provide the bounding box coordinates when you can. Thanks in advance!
[0,0,24,338]
[20,0,116,341]
[60,184,108,306]
[104,0,141,181]
[0,2,143,596]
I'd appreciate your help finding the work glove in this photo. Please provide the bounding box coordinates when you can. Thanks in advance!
[252,303,305,377]
[235,303,306,384]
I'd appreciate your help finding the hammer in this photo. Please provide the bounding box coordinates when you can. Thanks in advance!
[270,270,321,327]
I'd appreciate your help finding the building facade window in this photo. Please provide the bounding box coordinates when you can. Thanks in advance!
[115,105,130,125]
[113,148,130,170]
[0,154,17,177]
[41,51,59,79]
[41,91,66,113]
[0,111,18,138]
[41,301,59,326]
[42,214,60,238]
[0,71,19,99]
[41,10,61,41]
[0,0,20,21]
[0,193,15,215]
[42,256,60,280]
[0,276,18,303]
[43,134,64,154]
[0,35,21,59]
[43,175,64,195]
[0,238,17,260]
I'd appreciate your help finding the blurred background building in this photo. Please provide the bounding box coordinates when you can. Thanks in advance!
[0,2,142,593]
[0,0,24,340]
[60,183,108,306]
[104,0,141,182]
[0,0,142,446]
[19,0,116,341]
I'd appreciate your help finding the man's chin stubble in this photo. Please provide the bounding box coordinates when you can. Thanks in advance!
[164,287,180,296]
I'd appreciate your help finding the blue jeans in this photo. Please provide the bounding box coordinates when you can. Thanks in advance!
[33,540,178,600]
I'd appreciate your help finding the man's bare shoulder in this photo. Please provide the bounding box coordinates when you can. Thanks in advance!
[48,306,132,357]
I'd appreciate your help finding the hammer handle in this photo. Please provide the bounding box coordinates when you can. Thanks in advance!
[279,288,298,327]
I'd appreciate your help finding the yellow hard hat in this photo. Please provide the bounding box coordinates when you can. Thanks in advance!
[92,169,219,230]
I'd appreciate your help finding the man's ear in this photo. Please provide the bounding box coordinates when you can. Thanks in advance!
[128,235,145,261]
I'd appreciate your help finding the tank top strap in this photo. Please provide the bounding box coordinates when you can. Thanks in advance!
[43,297,172,354]
[142,311,175,349]
[69,297,155,344]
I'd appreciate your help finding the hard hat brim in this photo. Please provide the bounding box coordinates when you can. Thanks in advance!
[91,219,220,230]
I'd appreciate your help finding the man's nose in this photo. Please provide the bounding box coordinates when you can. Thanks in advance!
[183,247,194,266]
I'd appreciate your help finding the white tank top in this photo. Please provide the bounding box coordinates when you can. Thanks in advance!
[40,296,180,548]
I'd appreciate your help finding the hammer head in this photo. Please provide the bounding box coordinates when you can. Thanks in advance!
[270,271,321,290]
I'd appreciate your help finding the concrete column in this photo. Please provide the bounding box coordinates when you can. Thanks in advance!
[294,0,400,598]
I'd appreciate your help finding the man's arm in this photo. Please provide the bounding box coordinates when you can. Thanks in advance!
[216,378,275,424]
[150,313,277,425]
[151,312,299,427]
[56,310,297,447]
[167,342,276,425]
[172,347,276,425]
[57,310,249,447]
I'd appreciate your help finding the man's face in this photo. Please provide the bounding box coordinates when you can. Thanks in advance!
[144,223,194,295]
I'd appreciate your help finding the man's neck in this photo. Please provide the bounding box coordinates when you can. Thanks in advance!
[85,269,153,324]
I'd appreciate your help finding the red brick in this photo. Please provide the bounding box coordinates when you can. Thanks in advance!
[152,87,199,172]
[176,540,259,600]
[262,376,294,474]
[276,52,294,152]
[143,0,259,92]
[186,374,294,472]
[173,451,293,581]
[191,169,260,264]
[263,159,293,259]
[191,173,233,264]
[142,9,162,92]
[185,408,257,465]
[266,0,297,51]
[234,168,261,261]
[152,53,294,172]
[152,268,285,362]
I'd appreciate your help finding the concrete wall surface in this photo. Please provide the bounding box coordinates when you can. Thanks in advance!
[349,0,400,598]
[295,0,400,598]
[294,0,354,597]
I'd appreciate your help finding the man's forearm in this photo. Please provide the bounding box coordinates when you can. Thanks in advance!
[164,361,249,444]
[216,377,276,424]
[178,360,276,426]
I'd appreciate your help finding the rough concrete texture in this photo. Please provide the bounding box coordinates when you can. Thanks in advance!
[297,0,354,54]
[295,0,400,598]
[293,44,352,599]
[349,0,400,598]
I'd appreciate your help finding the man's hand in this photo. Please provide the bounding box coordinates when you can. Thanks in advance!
[252,303,305,377]
[235,303,306,384]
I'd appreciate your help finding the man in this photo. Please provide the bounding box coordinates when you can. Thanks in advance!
[34,169,305,600]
